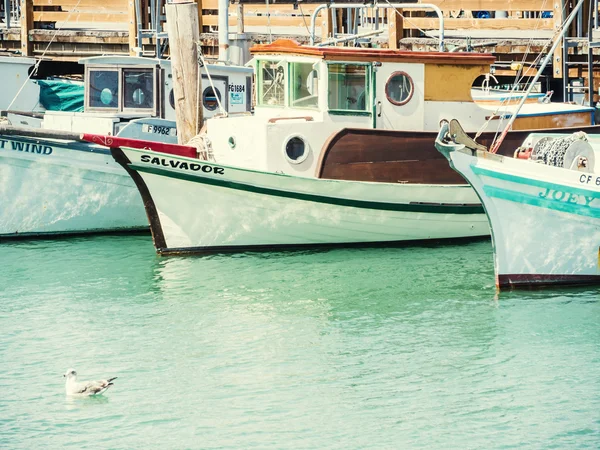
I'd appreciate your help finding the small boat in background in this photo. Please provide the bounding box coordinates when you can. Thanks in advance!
[435,120,600,288]
[0,56,252,239]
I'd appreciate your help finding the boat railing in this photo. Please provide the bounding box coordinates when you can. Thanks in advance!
[309,2,445,51]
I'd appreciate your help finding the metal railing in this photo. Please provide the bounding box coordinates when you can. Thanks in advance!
[1,0,20,28]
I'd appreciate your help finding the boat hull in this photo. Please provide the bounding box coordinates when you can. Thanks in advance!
[115,147,490,254]
[444,146,600,289]
[0,135,148,238]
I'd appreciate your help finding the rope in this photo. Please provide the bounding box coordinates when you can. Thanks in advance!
[7,0,84,112]
[488,0,570,153]
[298,3,311,38]
[474,0,552,141]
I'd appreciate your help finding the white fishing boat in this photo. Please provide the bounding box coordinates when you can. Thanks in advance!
[434,0,600,289]
[435,120,600,288]
[106,35,600,254]
[112,146,487,253]
[0,56,252,238]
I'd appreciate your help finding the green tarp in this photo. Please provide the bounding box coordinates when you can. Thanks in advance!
[37,79,84,112]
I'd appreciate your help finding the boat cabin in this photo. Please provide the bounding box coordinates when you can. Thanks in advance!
[204,39,595,182]
[8,56,253,142]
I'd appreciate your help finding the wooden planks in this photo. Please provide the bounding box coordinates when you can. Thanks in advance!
[417,0,555,12]
[33,12,129,23]
[33,0,126,6]
[403,17,554,30]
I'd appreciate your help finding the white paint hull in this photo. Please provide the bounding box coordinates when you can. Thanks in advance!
[443,145,600,288]
[119,147,490,253]
[0,137,147,237]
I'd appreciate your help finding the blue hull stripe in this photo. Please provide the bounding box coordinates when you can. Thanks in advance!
[483,185,600,219]
[471,164,600,200]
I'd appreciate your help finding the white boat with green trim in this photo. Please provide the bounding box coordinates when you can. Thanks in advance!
[109,37,600,254]
[0,56,252,238]
[115,146,488,254]
[435,120,600,288]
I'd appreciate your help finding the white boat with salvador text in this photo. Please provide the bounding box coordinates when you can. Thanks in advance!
[107,34,600,254]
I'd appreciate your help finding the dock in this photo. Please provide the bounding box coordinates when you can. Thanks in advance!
[1,0,600,102]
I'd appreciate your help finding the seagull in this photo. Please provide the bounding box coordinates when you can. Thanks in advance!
[64,368,117,396]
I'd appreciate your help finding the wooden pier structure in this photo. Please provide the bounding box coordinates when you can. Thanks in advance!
[1,0,599,101]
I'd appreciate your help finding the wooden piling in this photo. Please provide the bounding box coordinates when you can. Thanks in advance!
[20,0,33,57]
[165,1,202,145]
[388,9,404,50]
[128,0,137,56]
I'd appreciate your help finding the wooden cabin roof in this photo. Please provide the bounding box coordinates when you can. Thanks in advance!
[250,39,496,65]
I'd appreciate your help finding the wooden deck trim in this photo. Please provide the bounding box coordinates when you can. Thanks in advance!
[250,39,496,65]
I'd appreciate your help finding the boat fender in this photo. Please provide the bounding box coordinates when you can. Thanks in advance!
[514,147,532,159]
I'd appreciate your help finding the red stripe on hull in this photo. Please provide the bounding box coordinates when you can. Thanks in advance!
[497,274,600,289]
[81,134,198,159]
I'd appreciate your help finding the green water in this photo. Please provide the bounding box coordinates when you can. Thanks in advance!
[1,236,599,449]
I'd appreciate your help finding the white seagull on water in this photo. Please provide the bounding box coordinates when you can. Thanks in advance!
[64,368,117,396]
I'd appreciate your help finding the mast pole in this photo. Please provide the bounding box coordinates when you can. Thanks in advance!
[489,0,585,154]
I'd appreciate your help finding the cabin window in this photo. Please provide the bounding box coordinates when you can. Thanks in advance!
[202,87,222,111]
[123,68,154,110]
[88,69,119,109]
[385,72,414,106]
[257,60,286,107]
[327,63,369,112]
[289,62,318,109]
[284,136,309,164]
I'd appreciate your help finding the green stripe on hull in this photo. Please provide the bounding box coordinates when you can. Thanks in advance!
[483,185,600,219]
[471,164,600,199]
[129,164,484,215]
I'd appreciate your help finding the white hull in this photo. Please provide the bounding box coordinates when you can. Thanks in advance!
[118,147,490,253]
[0,137,147,237]
[439,139,600,288]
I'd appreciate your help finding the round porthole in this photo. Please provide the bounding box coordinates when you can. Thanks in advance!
[284,136,309,164]
[385,71,414,106]
[100,88,114,106]
[228,136,236,149]
[132,88,146,106]
[202,87,222,111]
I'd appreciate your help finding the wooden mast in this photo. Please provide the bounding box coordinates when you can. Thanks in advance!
[165,0,202,145]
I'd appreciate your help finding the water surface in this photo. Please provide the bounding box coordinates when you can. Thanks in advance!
[1,236,599,448]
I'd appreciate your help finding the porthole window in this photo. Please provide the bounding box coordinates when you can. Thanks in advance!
[284,136,309,164]
[202,87,221,111]
[169,89,175,109]
[385,71,414,106]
